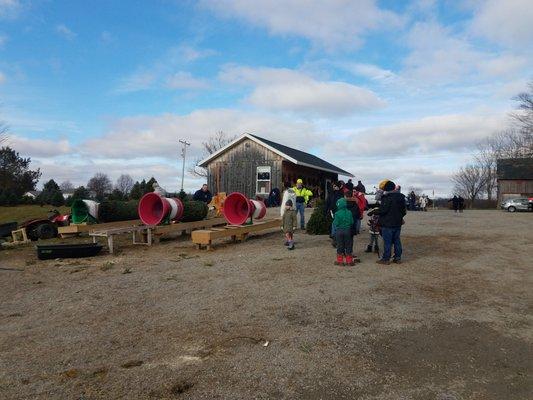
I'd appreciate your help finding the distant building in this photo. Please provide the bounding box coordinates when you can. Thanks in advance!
[496,158,533,203]
[198,133,353,199]
[23,190,41,199]
[62,191,75,200]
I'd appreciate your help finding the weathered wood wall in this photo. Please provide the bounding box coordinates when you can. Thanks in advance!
[207,138,283,198]
[497,179,533,202]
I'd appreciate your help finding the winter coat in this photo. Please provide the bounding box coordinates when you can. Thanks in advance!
[293,186,313,204]
[325,189,344,215]
[333,198,354,229]
[193,189,212,204]
[355,182,366,193]
[376,191,406,228]
[282,209,297,233]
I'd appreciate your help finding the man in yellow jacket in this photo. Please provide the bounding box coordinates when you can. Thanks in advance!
[293,178,313,229]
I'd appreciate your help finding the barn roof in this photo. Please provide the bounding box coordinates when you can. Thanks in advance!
[198,133,354,177]
[497,158,533,180]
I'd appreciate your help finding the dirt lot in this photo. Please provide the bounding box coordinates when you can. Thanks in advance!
[1,209,532,399]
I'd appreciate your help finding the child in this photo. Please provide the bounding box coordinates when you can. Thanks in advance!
[365,208,380,255]
[282,199,297,250]
[333,198,355,266]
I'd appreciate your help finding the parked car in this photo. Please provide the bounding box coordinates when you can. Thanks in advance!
[501,198,532,212]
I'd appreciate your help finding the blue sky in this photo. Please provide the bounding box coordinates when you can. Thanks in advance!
[1,0,531,195]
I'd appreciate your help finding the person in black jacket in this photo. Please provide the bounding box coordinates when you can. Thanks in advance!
[193,184,213,204]
[325,182,344,246]
[354,180,366,193]
[375,180,406,265]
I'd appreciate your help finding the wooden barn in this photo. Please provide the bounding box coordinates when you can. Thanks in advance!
[496,158,533,203]
[198,134,353,199]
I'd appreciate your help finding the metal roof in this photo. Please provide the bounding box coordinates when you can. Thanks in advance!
[198,133,354,177]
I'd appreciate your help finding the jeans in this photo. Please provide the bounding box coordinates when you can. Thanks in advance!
[381,226,402,261]
[296,202,306,229]
[354,218,362,235]
[335,228,353,255]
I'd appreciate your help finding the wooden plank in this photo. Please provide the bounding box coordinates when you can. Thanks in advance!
[151,217,226,235]
[58,219,142,234]
[191,218,281,247]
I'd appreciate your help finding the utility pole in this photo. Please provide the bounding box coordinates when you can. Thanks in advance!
[179,139,190,192]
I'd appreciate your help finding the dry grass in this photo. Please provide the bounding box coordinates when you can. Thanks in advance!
[0,204,70,225]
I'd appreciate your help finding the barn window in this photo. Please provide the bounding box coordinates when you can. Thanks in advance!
[256,166,271,195]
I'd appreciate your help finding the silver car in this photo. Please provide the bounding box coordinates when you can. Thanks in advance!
[501,198,532,212]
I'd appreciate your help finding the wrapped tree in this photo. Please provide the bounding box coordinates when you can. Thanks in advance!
[306,200,332,235]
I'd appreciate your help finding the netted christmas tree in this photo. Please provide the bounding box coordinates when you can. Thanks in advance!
[306,199,332,235]
[99,200,139,222]
[181,200,208,222]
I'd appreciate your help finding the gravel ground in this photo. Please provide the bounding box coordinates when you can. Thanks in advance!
[0,209,532,399]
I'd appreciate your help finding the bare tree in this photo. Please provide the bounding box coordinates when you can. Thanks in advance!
[189,131,237,178]
[59,180,74,193]
[0,119,8,145]
[475,139,497,200]
[87,172,113,200]
[451,164,487,206]
[115,174,134,196]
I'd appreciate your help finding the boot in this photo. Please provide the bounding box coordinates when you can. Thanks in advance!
[346,254,355,266]
[374,245,379,254]
[334,254,344,266]
[365,244,373,253]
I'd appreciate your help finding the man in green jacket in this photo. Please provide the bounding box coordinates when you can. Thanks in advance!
[333,198,355,266]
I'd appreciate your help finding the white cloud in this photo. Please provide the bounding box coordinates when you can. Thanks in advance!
[117,71,156,93]
[341,63,400,84]
[82,109,321,160]
[219,65,386,117]
[470,0,533,49]
[0,71,5,84]
[56,24,77,41]
[324,113,507,157]
[402,21,528,84]
[201,0,403,49]
[166,71,210,90]
[0,0,20,18]
[8,135,71,157]
[116,45,216,93]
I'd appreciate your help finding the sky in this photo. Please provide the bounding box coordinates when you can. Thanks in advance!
[0,0,532,196]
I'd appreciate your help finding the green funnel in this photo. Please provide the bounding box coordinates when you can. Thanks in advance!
[71,199,98,224]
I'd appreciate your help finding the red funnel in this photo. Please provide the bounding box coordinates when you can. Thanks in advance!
[138,192,183,225]
[223,192,252,225]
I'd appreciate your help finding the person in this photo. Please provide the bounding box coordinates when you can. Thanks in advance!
[458,196,465,212]
[419,195,427,212]
[282,199,297,250]
[193,184,213,203]
[365,208,380,255]
[344,191,362,262]
[449,195,460,212]
[293,179,313,230]
[268,187,281,207]
[355,180,366,194]
[281,182,297,218]
[345,179,354,192]
[325,182,344,247]
[375,180,406,265]
[408,191,416,211]
[353,190,367,235]
[332,197,355,266]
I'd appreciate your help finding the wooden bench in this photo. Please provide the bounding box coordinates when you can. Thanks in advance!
[191,218,281,250]
[58,220,142,238]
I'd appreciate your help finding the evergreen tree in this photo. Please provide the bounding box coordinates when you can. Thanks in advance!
[38,179,64,206]
[0,146,41,204]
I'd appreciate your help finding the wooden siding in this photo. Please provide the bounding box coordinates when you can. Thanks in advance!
[207,138,283,198]
[497,179,533,202]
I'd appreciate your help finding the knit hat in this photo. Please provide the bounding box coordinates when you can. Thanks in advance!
[384,180,396,191]
[296,178,303,184]
[285,199,293,207]
[378,179,390,190]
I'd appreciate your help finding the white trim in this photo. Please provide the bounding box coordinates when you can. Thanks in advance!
[198,133,353,177]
